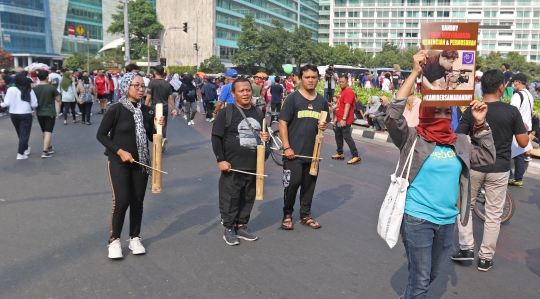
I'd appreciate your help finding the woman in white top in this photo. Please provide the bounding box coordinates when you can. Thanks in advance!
[382,73,392,92]
[0,72,38,159]
[60,71,78,124]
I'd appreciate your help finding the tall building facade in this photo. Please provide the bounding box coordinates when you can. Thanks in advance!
[156,0,319,67]
[0,0,117,68]
[330,0,540,62]
[319,0,330,44]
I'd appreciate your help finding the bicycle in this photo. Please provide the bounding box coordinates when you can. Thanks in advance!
[267,125,284,166]
[473,187,515,224]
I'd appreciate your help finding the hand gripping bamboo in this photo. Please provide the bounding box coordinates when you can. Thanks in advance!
[255,118,266,200]
[309,111,327,176]
[152,103,163,194]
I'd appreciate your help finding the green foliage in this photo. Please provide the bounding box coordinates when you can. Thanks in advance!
[199,55,225,73]
[231,15,261,74]
[0,48,13,69]
[315,81,392,104]
[167,66,196,75]
[63,55,80,70]
[106,0,164,60]
[87,58,104,72]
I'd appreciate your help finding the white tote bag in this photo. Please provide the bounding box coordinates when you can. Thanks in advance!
[377,138,418,248]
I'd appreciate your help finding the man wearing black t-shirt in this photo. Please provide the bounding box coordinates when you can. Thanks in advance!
[452,69,528,272]
[279,64,329,230]
[145,66,177,152]
[211,77,269,246]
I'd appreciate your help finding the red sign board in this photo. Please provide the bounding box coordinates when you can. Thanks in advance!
[68,26,75,35]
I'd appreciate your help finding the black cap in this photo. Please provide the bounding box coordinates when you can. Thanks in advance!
[510,73,527,83]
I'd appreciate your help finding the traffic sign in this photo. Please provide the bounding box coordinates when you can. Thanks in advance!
[77,35,84,43]
[69,35,75,42]
[76,25,85,36]
[68,25,75,35]
[149,39,160,46]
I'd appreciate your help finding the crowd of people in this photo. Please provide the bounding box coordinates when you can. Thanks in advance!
[0,50,538,298]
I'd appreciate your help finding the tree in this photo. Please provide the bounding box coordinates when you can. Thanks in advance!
[371,42,401,68]
[63,55,80,70]
[199,55,225,73]
[400,46,420,70]
[0,48,13,69]
[505,52,527,73]
[484,51,504,71]
[312,43,335,66]
[290,26,315,69]
[231,14,261,74]
[107,0,164,60]
[258,20,291,74]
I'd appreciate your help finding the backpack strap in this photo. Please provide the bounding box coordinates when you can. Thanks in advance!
[224,103,234,130]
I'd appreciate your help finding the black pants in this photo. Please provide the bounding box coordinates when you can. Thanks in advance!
[80,102,92,122]
[77,102,83,114]
[63,102,76,121]
[271,103,281,123]
[283,161,318,218]
[218,171,256,228]
[334,125,358,157]
[204,101,214,119]
[10,113,32,154]
[107,160,149,241]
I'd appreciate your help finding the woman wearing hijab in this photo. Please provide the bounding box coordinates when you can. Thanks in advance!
[385,51,496,298]
[0,72,38,159]
[76,76,95,125]
[96,72,164,259]
[60,71,78,124]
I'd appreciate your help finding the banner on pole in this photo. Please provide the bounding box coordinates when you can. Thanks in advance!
[420,22,478,106]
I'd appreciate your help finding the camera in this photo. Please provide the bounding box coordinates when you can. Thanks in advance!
[325,66,334,79]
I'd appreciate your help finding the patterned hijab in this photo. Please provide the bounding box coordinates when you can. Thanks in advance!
[118,72,151,175]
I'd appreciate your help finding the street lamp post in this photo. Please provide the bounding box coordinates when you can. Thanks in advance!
[121,0,130,66]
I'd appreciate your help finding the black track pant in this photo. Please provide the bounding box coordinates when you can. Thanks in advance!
[10,113,32,155]
[271,103,281,123]
[80,102,92,122]
[334,125,358,157]
[218,171,256,228]
[107,160,149,241]
[283,161,318,218]
[205,101,214,119]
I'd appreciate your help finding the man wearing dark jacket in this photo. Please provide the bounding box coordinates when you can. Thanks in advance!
[201,77,217,122]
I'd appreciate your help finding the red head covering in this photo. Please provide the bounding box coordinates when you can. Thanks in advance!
[415,104,457,145]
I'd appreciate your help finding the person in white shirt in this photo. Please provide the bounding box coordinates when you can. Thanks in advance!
[382,73,391,92]
[508,73,534,187]
[0,73,38,159]
[474,66,483,99]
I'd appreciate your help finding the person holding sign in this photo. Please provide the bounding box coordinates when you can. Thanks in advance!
[385,51,495,298]
[211,77,269,246]
[96,72,165,259]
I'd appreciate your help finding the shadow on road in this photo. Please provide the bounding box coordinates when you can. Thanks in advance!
[526,247,540,277]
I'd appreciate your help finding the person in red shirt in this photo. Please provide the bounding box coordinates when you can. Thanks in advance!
[95,70,109,114]
[332,74,360,164]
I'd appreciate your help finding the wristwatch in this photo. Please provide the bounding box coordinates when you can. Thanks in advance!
[342,118,346,121]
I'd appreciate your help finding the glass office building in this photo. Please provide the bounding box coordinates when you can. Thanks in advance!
[0,0,117,68]
[157,0,319,67]
[330,0,540,62]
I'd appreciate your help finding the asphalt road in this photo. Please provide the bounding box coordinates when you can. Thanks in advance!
[0,103,538,298]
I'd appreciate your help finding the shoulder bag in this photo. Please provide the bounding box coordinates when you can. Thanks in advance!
[377,137,418,248]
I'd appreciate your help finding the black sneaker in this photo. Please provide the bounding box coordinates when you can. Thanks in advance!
[223,228,239,246]
[478,258,493,272]
[41,151,53,158]
[235,225,258,241]
[47,146,54,154]
[451,249,475,261]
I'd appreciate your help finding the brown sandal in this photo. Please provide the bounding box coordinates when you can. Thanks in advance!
[281,214,294,230]
[300,216,321,229]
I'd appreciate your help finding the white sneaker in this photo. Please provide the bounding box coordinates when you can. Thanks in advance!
[108,238,123,259]
[16,154,28,160]
[24,147,31,155]
[188,120,192,126]
[183,115,187,120]
[191,120,194,125]
[128,237,146,255]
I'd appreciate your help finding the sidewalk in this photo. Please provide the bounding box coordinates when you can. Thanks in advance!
[348,122,540,174]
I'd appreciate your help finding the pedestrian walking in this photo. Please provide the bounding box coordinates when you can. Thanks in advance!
[211,77,269,245]
[212,69,238,117]
[0,72,38,159]
[452,69,529,272]
[269,78,284,124]
[279,64,329,230]
[201,76,217,122]
[96,72,165,259]
[180,75,198,125]
[60,71,78,124]
[331,74,360,164]
[145,65,177,151]
[33,70,60,158]
[385,51,495,298]
[95,70,109,114]
[77,76,95,125]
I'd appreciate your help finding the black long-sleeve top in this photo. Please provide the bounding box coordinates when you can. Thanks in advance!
[96,102,155,162]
